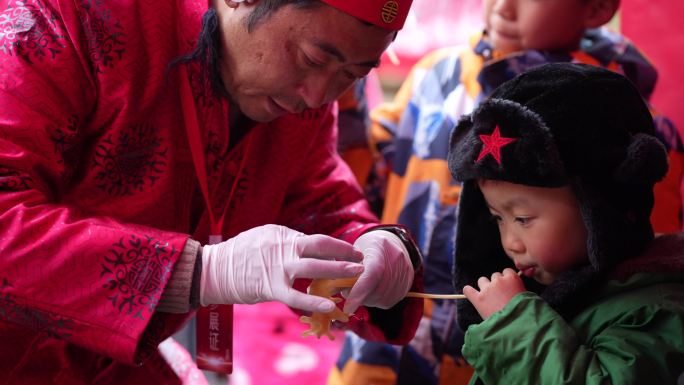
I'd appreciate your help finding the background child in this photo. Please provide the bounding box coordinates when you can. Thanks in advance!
[448,62,684,384]
[331,1,683,384]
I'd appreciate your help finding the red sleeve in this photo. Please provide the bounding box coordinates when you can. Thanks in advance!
[343,264,423,345]
[0,4,188,365]
[276,103,379,240]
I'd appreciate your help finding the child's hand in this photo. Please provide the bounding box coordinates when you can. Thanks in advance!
[463,268,526,320]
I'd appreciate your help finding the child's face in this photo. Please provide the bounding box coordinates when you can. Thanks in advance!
[483,0,595,54]
[478,179,589,285]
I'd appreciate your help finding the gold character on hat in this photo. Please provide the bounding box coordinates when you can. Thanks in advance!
[381,1,399,24]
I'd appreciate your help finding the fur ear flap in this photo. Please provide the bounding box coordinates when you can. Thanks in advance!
[613,133,669,184]
[453,181,515,332]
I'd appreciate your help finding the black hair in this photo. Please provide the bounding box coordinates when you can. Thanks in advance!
[246,0,320,31]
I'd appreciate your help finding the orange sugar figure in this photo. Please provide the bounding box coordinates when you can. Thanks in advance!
[300,277,465,340]
[300,277,359,340]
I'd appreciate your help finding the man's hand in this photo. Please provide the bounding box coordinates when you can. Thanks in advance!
[342,231,414,315]
[200,224,364,313]
[463,268,526,320]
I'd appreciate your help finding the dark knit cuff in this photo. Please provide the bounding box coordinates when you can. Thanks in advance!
[157,238,201,313]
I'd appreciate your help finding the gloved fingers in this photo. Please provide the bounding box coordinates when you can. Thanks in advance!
[296,234,363,262]
[286,259,364,280]
[341,267,380,314]
[278,289,337,313]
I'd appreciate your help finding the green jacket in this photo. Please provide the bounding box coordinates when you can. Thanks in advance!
[463,236,684,384]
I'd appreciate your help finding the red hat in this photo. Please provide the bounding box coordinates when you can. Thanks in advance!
[320,0,413,31]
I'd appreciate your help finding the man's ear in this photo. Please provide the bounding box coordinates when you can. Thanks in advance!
[584,0,620,29]
[225,0,258,9]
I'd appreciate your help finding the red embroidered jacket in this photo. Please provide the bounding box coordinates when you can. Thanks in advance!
[0,1,422,383]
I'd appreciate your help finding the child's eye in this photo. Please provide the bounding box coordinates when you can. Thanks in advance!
[489,213,502,222]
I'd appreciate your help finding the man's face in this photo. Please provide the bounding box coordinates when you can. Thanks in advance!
[483,0,594,54]
[216,2,394,122]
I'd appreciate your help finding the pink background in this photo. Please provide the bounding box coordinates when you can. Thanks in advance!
[622,0,684,136]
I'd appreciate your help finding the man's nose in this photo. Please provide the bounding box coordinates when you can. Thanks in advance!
[493,0,516,20]
[296,73,337,109]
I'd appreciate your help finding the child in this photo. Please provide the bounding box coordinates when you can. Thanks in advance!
[448,62,684,384]
[331,1,684,384]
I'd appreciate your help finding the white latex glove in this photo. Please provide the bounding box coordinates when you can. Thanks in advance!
[201,224,364,313]
[343,231,414,315]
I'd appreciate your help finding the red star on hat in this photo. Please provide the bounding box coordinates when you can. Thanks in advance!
[476,125,517,165]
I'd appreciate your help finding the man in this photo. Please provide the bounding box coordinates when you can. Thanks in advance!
[0,0,422,383]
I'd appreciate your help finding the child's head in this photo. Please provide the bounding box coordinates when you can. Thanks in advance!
[483,0,619,54]
[477,180,588,285]
[447,63,668,330]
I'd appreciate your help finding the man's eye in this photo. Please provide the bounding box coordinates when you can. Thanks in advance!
[342,70,360,81]
[303,54,325,68]
[515,217,530,225]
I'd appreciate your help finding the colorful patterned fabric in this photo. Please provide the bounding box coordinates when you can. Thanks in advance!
[330,28,684,385]
[0,1,422,383]
[338,74,387,217]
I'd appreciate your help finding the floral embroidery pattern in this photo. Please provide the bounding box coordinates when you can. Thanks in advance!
[92,123,167,196]
[49,115,81,181]
[297,108,324,122]
[0,1,67,62]
[76,0,125,73]
[101,235,175,320]
[0,167,32,190]
[0,278,74,340]
[189,66,219,109]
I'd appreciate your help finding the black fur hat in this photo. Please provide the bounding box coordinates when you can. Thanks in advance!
[447,63,669,331]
